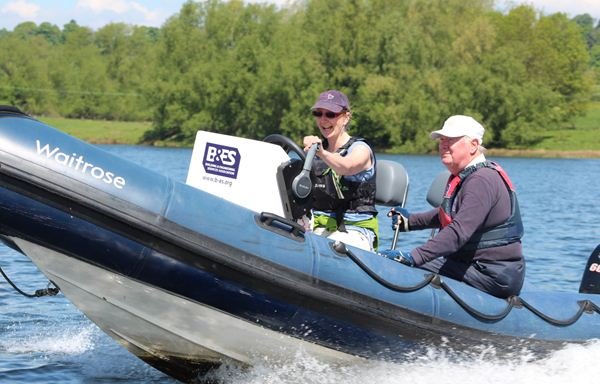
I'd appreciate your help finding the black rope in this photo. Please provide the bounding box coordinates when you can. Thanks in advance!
[340,242,437,292]
[0,265,60,298]
[439,279,516,322]
[517,298,599,327]
[341,245,600,327]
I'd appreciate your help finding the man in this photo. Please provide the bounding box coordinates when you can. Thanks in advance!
[383,115,525,298]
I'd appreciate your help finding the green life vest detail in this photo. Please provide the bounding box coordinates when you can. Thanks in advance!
[313,214,379,250]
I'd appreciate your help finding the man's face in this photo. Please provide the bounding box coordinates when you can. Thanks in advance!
[438,135,479,174]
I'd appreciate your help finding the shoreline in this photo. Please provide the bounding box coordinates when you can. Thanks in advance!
[89,140,600,159]
[484,148,600,159]
[394,148,600,159]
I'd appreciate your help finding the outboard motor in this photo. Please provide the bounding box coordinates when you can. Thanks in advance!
[579,244,600,294]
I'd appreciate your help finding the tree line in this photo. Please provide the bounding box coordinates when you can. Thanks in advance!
[1,0,598,152]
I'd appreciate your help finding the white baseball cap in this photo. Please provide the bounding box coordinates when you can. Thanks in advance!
[430,115,485,145]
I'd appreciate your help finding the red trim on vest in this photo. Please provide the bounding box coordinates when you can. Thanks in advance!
[438,163,515,228]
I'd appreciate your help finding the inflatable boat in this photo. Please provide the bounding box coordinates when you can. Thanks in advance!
[1,106,599,383]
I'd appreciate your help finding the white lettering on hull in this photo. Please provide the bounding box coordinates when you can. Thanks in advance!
[36,140,126,189]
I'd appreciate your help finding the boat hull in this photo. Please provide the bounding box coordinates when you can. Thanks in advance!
[12,238,358,382]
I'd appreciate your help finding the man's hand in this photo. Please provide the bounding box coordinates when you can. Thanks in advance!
[387,207,410,232]
[378,249,415,267]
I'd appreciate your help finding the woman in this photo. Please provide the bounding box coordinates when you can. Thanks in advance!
[303,90,378,251]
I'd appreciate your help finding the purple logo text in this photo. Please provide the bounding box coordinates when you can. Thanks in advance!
[202,142,240,179]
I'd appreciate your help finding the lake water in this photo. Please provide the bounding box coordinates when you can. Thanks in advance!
[1,145,599,383]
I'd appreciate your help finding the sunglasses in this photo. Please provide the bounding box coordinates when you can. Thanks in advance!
[312,110,342,118]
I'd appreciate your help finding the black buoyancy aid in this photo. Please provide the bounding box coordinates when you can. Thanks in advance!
[439,161,524,251]
[311,137,377,228]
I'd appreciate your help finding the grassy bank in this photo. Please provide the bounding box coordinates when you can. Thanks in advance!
[533,101,600,151]
[40,102,600,157]
[486,101,600,158]
[40,117,151,145]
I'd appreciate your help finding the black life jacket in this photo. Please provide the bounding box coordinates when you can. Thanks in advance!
[311,137,377,230]
[439,161,524,251]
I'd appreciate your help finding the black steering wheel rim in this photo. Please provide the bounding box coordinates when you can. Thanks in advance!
[263,134,305,161]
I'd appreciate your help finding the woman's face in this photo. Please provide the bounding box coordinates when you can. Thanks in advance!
[312,109,349,140]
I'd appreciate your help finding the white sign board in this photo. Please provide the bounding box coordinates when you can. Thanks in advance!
[186,131,291,216]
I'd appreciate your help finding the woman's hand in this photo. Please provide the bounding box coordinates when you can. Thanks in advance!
[303,136,322,152]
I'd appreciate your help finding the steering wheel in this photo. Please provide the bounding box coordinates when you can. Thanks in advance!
[263,134,306,162]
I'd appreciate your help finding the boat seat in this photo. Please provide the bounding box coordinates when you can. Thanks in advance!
[375,160,409,208]
[427,169,451,208]
[423,169,451,239]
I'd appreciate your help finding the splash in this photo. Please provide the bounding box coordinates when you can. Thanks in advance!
[202,340,600,384]
[1,323,96,355]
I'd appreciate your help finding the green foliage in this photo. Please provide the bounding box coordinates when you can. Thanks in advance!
[0,19,156,121]
[0,0,597,152]
[0,31,56,113]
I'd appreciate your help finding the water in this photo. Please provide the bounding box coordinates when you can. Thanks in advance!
[1,145,599,383]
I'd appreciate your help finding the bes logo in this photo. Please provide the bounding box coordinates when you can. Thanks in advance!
[202,142,241,179]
